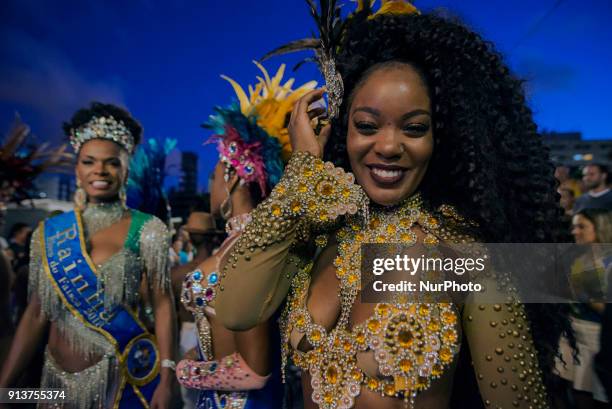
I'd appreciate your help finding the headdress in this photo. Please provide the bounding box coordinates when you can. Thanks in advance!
[205,61,317,195]
[0,117,73,204]
[262,0,420,119]
[69,115,136,154]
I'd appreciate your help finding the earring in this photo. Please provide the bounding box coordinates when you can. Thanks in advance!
[220,185,233,220]
[74,179,87,210]
[119,185,127,209]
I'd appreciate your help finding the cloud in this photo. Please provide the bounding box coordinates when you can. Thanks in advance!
[515,56,575,93]
[0,27,125,141]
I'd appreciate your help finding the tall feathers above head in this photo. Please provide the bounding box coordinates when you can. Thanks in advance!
[126,137,176,223]
[262,0,349,118]
[205,62,317,195]
[261,0,419,117]
[221,61,317,161]
[0,117,73,204]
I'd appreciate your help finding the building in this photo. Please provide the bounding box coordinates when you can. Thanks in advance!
[168,151,204,223]
[34,173,75,201]
[179,152,198,195]
[542,131,612,166]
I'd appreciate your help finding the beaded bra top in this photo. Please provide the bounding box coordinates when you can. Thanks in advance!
[281,194,477,408]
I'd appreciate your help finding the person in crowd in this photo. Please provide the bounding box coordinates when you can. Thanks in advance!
[0,102,177,409]
[0,236,9,259]
[555,165,583,199]
[171,228,195,267]
[215,1,573,408]
[7,222,32,271]
[181,235,195,265]
[574,165,612,212]
[171,211,224,408]
[10,229,31,324]
[559,188,576,217]
[176,62,317,409]
[555,208,611,408]
[170,233,183,268]
[594,300,612,403]
[0,119,71,400]
[0,244,12,369]
[559,187,577,231]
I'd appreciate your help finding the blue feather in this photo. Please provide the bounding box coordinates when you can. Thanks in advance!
[127,137,177,221]
[205,104,285,192]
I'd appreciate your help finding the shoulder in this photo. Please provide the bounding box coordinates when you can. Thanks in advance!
[137,212,170,241]
[575,194,589,203]
[429,203,480,243]
[125,209,170,252]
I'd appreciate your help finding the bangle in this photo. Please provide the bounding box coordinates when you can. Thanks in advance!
[161,359,176,371]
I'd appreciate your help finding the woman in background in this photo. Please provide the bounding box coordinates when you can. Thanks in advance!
[556,208,611,408]
[176,62,316,408]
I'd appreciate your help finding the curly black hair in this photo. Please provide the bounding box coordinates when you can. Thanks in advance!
[62,101,143,149]
[323,10,573,399]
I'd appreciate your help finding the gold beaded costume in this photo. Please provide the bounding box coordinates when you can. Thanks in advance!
[216,152,550,408]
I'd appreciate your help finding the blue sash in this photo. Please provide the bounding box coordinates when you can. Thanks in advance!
[41,210,160,408]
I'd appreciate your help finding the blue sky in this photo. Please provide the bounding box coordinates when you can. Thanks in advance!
[1,0,611,191]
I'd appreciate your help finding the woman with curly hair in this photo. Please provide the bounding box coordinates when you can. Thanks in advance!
[215,1,572,408]
[0,102,177,409]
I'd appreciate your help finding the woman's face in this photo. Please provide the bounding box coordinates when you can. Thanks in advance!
[572,214,597,244]
[75,139,128,204]
[346,64,433,206]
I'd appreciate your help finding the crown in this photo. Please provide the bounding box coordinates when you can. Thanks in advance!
[70,116,135,154]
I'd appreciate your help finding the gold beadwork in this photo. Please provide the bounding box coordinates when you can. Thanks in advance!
[234,151,548,409]
[280,177,476,407]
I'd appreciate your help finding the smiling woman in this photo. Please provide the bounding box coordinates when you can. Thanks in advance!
[75,139,128,204]
[0,102,177,409]
[214,1,573,408]
[346,61,433,206]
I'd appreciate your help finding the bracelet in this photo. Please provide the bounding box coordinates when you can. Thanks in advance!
[161,359,176,371]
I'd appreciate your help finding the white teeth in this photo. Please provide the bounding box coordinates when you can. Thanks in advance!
[371,168,403,178]
[92,181,110,188]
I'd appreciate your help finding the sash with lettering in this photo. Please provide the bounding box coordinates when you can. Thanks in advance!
[41,210,160,408]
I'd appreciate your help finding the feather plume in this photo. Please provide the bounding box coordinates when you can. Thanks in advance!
[126,137,176,223]
[0,116,73,204]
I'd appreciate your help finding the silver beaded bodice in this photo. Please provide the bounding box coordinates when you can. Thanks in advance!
[28,202,170,408]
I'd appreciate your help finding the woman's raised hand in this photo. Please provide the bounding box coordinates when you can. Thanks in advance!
[288,88,331,158]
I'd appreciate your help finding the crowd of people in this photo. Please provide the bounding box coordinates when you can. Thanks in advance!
[0,1,611,408]
[551,164,612,409]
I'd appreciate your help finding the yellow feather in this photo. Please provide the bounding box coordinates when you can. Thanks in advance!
[221,74,250,114]
[270,64,286,91]
[253,60,272,87]
[219,61,318,163]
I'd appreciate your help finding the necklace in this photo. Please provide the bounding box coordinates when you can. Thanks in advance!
[82,201,127,237]
[225,213,253,235]
[284,193,474,409]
